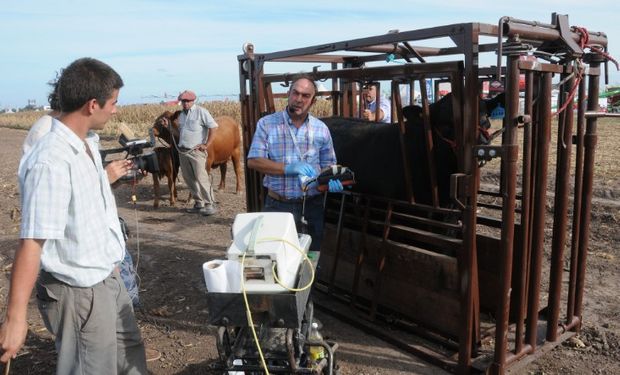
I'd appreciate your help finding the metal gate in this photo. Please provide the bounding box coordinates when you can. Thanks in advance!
[237,13,614,374]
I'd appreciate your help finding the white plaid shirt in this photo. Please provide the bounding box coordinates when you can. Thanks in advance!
[19,119,125,287]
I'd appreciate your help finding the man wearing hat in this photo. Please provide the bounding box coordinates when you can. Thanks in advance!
[174,90,219,215]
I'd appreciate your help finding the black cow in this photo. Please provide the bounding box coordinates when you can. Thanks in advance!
[324,93,503,206]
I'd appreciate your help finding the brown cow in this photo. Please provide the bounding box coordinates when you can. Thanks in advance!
[205,115,243,194]
[152,111,243,204]
[151,110,181,208]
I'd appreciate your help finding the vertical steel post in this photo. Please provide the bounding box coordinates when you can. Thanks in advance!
[547,73,576,341]
[419,76,439,206]
[392,82,414,203]
[457,23,478,375]
[525,72,553,350]
[574,58,602,326]
[490,52,520,375]
[567,77,587,322]
[331,62,339,116]
[514,71,534,353]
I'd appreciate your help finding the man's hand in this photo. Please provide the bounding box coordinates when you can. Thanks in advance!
[284,162,315,177]
[106,160,133,184]
[0,317,28,363]
[0,239,43,363]
[328,179,344,193]
[196,144,209,152]
[363,109,378,121]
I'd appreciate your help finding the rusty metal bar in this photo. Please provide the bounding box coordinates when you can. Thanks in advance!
[253,23,468,62]
[419,76,439,207]
[514,70,535,354]
[351,198,371,305]
[525,72,553,350]
[263,82,276,114]
[489,51,521,375]
[328,194,348,293]
[519,60,570,74]
[352,80,360,119]
[272,54,348,63]
[370,202,393,320]
[241,58,263,213]
[547,73,576,341]
[504,23,607,48]
[574,57,602,326]
[331,63,339,116]
[374,82,381,121]
[567,77,587,323]
[392,83,415,203]
[340,73,352,117]
[456,23,478,375]
[262,61,464,84]
[584,111,620,118]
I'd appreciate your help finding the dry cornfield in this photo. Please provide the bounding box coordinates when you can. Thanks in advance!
[0,99,333,137]
[0,100,617,183]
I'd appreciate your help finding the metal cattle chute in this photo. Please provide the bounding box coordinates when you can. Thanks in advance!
[237,13,613,374]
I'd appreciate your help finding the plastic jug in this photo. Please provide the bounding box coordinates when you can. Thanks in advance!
[308,322,325,362]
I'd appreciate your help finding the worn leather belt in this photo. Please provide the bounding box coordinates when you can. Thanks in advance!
[267,190,319,203]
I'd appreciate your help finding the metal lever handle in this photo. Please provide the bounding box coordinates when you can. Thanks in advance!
[450,173,467,210]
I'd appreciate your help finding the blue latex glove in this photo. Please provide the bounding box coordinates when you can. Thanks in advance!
[284,161,315,177]
[328,179,344,193]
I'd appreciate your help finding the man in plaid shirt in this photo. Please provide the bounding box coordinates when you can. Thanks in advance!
[247,76,343,251]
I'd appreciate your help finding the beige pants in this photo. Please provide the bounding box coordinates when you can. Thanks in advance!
[179,149,215,207]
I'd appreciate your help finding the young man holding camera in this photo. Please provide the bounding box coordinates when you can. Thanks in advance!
[0,58,147,374]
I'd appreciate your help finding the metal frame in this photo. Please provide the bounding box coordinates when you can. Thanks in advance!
[237,13,609,375]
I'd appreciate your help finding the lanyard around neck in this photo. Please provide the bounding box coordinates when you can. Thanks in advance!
[283,112,313,161]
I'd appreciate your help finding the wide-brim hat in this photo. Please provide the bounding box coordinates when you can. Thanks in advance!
[178,90,197,101]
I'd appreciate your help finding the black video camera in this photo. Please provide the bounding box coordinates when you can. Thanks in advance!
[100,132,159,182]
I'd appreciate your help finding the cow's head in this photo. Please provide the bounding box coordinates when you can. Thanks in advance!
[401,92,506,148]
[152,110,181,144]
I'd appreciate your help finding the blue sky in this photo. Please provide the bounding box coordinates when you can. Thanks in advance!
[0,0,618,108]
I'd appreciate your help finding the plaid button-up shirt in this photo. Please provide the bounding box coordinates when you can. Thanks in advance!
[19,119,125,287]
[248,110,336,199]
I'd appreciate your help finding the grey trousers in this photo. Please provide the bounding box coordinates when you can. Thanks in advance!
[178,149,215,207]
[36,269,147,375]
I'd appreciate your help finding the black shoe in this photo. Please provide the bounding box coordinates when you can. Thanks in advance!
[186,205,204,213]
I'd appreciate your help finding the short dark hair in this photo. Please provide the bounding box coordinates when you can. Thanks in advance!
[57,58,124,113]
[47,81,60,111]
[47,70,61,111]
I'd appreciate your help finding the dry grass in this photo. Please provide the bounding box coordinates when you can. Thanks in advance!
[481,117,620,190]
[0,99,332,138]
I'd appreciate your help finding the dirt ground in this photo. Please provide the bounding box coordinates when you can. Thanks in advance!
[0,126,618,374]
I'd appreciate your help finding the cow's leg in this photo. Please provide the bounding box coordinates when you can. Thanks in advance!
[167,173,176,206]
[153,175,161,209]
[218,163,227,191]
[231,147,243,194]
